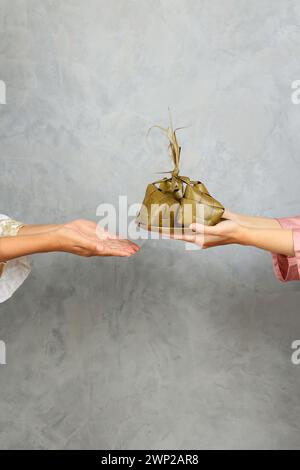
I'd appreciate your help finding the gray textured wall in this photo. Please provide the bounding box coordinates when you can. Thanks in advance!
[1,0,300,450]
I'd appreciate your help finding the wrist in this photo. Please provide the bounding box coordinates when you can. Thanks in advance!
[43,230,62,252]
[234,225,250,246]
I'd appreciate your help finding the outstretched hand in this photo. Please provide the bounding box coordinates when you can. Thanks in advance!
[54,219,140,257]
[167,218,244,249]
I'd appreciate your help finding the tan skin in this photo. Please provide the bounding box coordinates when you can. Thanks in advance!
[0,219,140,262]
[0,211,294,262]
[168,210,295,257]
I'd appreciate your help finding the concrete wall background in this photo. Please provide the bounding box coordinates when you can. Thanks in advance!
[1,0,300,449]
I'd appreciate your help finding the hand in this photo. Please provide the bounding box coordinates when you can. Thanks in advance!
[167,217,294,257]
[63,219,117,240]
[0,219,140,263]
[169,219,245,249]
[52,219,140,257]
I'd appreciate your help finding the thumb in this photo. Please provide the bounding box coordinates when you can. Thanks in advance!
[190,223,218,235]
[189,223,205,233]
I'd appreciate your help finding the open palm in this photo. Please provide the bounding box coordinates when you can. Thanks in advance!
[57,219,140,257]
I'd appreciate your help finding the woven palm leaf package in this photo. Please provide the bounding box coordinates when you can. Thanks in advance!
[136,120,225,234]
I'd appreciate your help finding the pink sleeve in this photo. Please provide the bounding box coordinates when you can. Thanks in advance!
[272,217,300,282]
[275,216,300,230]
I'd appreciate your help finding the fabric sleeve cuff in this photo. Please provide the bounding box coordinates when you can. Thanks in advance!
[272,229,300,282]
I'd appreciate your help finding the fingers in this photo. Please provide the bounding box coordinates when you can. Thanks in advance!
[190,223,219,235]
[64,226,140,257]
[97,239,140,257]
[167,232,197,243]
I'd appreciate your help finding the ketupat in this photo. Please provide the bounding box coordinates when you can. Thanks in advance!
[136,117,224,233]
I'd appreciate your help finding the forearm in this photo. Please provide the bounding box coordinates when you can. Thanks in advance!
[0,233,58,262]
[239,227,294,257]
[225,210,280,229]
[18,224,60,236]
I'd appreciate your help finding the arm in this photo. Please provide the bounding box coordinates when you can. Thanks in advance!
[0,232,56,262]
[224,210,281,230]
[239,226,294,256]
[0,219,140,262]
[18,224,60,235]
[167,210,300,283]
[170,219,295,256]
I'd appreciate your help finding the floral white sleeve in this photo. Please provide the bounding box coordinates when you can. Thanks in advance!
[0,218,24,237]
[0,214,31,303]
